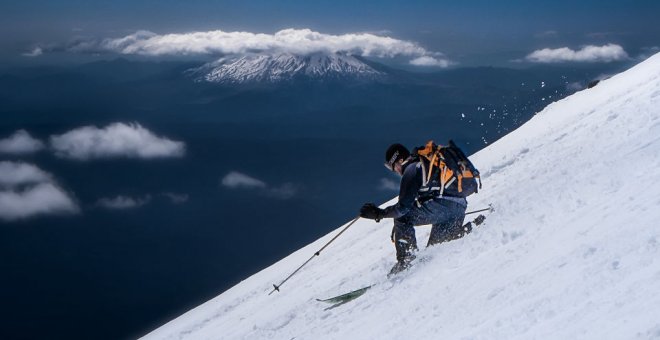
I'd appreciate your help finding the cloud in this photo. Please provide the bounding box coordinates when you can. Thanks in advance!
[22,47,43,57]
[41,28,451,67]
[0,183,79,221]
[265,183,298,200]
[0,161,51,187]
[162,192,189,204]
[0,130,45,154]
[409,56,452,67]
[96,195,151,209]
[379,177,399,191]
[525,44,629,63]
[101,28,427,57]
[638,46,660,60]
[50,122,185,160]
[220,171,298,199]
[221,172,267,189]
[0,161,78,221]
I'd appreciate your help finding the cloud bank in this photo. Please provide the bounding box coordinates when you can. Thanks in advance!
[42,28,450,67]
[525,44,629,63]
[409,56,452,67]
[96,195,151,209]
[0,161,78,221]
[0,130,45,154]
[0,161,51,186]
[220,171,297,199]
[50,122,185,160]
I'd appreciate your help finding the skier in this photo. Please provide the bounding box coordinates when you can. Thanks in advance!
[359,143,469,275]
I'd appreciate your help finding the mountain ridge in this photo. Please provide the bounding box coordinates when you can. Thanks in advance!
[188,52,386,84]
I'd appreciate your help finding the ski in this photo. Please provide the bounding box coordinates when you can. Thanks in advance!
[316,285,372,310]
[316,213,489,309]
[316,285,372,307]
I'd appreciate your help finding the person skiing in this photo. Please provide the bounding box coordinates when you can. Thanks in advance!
[359,143,469,275]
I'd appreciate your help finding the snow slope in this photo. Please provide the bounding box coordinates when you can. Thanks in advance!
[144,53,660,339]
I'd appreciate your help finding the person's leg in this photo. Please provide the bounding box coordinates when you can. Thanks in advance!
[427,200,467,247]
[392,214,418,263]
[391,201,445,261]
[388,203,444,276]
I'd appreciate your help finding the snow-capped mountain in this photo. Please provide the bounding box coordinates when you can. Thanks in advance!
[144,53,660,339]
[189,52,386,84]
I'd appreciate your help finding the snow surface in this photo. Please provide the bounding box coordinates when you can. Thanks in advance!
[144,53,660,339]
[190,52,384,84]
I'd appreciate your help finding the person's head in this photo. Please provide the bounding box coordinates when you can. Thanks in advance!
[384,143,410,175]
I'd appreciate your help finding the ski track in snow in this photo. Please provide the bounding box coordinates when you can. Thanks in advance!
[143,53,660,340]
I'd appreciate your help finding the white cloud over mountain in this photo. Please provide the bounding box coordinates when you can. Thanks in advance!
[101,28,427,57]
[525,44,629,63]
[0,161,79,221]
[0,130,45,154]
[50,123,185,160]
[44,28,450,67]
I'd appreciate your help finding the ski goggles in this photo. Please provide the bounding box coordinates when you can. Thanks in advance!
[384,150,400,171]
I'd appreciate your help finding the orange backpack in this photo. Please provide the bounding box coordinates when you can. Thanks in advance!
[415,140,481,198]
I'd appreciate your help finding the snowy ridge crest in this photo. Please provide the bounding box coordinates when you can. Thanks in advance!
[189,52,385,84]
[145,53,660,340]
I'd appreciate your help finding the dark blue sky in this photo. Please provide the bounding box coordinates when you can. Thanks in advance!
[1,0,659,66]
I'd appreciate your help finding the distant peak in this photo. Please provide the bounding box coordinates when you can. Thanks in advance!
[187,52,386,84]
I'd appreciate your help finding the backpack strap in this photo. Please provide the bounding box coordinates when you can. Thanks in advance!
[426,151,438,185]
[419,160,429,187]
[416,141,436,187]
[439,165,446,196]
[448,140,482,189]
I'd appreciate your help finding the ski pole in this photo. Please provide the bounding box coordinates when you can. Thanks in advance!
[269,215,361,295]
[465,204,493,216]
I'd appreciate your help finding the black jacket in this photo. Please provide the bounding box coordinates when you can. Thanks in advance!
[382,160,467,219]
[382,161,424,219]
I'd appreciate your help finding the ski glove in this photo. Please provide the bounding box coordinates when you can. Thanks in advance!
[360,203,384,222]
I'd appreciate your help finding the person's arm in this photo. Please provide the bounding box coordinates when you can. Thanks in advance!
[381,163,423,219]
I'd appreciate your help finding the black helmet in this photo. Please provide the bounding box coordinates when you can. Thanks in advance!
[384,143,410,170]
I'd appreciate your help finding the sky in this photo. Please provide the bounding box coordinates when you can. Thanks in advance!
[1,0,659,67]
